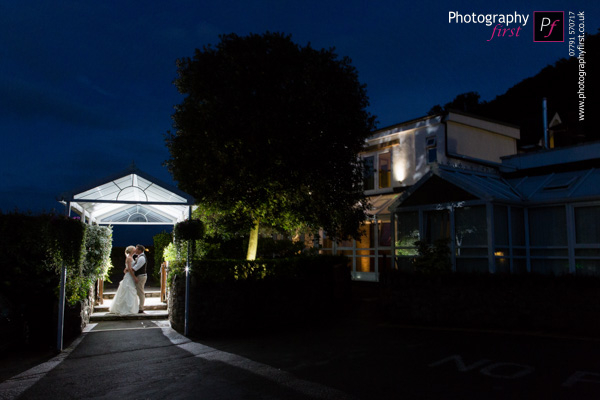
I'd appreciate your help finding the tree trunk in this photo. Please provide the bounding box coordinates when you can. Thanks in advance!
[246,219,260,260]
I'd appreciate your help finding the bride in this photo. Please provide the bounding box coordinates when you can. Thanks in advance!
[109,245,139,315]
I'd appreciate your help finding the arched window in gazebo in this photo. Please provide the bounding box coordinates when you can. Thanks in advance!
[59,163,195,226]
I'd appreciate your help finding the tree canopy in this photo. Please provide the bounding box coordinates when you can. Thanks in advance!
[165,32,376,259]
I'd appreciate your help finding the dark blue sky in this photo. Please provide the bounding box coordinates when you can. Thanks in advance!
[1,1,597,244]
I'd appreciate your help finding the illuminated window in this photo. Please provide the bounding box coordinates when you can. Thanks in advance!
[363,152,392,191]
[378,152,391,188]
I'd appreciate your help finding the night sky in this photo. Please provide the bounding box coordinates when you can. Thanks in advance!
[1,1,597,245]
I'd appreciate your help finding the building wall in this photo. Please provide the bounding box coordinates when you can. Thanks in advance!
[363,116,445,195]
[352,112,521,281]
[362,113,519,198]
[447,121,517,163]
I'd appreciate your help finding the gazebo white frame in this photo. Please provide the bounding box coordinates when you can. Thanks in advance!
[59,164,195,226]
[56,164,196,350]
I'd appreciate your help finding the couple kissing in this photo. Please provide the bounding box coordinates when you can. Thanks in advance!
[109,244,147,315]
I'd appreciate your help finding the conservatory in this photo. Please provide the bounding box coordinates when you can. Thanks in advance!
[391,143,600,276]
[319,193,399,281]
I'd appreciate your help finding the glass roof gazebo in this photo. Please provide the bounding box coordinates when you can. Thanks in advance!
[55,164,196,350]
[58,164,195,225]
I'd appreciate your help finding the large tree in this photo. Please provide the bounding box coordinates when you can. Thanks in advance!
[165,32,376,260]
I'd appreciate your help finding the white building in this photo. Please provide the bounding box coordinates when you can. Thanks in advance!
[319,111,521,281]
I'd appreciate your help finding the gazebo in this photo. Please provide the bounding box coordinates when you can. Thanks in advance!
[56,164,195,350]
[59,163,195,225]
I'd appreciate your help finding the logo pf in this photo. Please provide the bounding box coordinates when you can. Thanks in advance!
[533,11,564,42]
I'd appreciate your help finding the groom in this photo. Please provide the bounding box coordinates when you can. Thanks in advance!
[131,244,147,313]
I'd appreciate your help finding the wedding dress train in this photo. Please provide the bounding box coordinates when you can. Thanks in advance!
[109,272,139,315]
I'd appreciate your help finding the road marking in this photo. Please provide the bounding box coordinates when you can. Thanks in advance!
[430,354,600,388]
[430,355,536,379]
[480,363,535,379]
[429,355,491,371]
[562,371,600,387]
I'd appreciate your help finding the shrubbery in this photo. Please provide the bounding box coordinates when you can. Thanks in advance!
[168,255,351,336]
[167,255,347,283]
[413,238,452,274]
[0,212,112,346]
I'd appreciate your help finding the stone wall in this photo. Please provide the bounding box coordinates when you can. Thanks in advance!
[62,286,94,342]
[168,274,186,333]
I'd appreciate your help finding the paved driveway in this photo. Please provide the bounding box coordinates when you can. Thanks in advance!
[200,318,600,399]
[2,316,600,399]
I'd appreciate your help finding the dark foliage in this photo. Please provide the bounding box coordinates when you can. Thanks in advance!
[412,238,452,274]
[0,214,58,347]
[174,219,205,242]
[0,212,112,348]
[152,231,172,281]
[428,30,600,147]
[168,255,348,283]
[109,246,157,286]
[165,32,376,241]
[169,255,351,336]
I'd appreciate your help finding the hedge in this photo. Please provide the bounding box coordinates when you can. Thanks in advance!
[0,212,112,347]
[167,255,348,283]
[168,255,351,336]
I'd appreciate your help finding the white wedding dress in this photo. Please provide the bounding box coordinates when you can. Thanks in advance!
[109,269,139,315]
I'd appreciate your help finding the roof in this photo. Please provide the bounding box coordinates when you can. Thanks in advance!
[500,141,600,173]
[58,165,195,225]
[507,168,600,203]
[390,164,525,210]
[366,193,400,216]
[390,161,600,211]
[437,166,524,202]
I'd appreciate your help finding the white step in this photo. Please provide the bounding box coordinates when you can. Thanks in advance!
[91,295,168,321]
[90,310,169,322]
[102,289,162,300]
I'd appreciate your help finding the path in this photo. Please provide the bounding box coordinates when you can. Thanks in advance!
[0,320,353,399]
[2,287,600,399]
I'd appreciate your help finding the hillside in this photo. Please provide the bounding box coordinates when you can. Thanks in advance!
[431,30,599,148]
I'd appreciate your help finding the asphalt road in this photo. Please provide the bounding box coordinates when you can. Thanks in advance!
[2,312,600,399]
[199,318,600,400]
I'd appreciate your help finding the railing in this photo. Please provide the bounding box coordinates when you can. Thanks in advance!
[160,262,168,302]
[97,278,104,305]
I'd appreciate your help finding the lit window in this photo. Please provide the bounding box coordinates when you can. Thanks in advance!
[378,152,391,188]
[363,152,392,191]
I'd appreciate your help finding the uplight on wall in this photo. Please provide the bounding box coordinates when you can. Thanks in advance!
[393,162,407,184]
